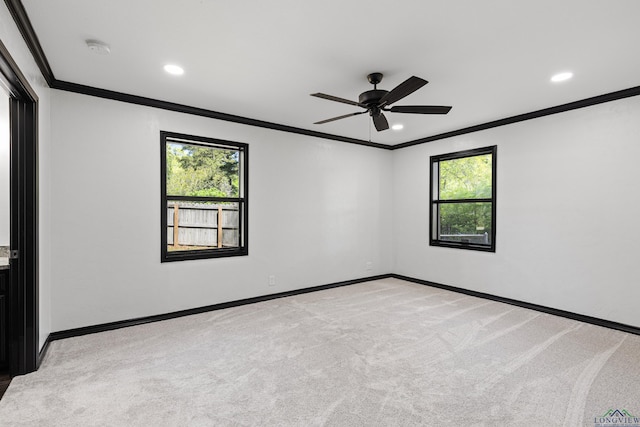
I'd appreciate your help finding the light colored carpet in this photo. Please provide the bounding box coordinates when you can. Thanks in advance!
[1,278,639,426]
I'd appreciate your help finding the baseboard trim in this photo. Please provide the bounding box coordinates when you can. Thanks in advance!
[48,274,392,342]
[37,335,51,368]
[45,272,640,345]
[391,274,640,336]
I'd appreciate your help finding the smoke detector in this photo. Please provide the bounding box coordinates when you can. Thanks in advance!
[86,39,111,55]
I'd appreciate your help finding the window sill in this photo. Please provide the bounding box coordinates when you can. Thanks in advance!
[430,241,495,253]
[162,247,248,263]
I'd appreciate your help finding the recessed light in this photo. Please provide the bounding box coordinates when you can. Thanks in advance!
[391,124,404,131]
[86,39,111,55]
[551,72,573,83]
[164,64,184,76]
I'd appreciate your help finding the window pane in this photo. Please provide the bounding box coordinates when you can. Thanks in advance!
[166,142,240,197]
[167,201,240,252]
[439,154,492,200]
[438,202,492,245]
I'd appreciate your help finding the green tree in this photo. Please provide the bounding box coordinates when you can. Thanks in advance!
[166,143,239,197]
[438,154,492,240]
[440,154,492,200]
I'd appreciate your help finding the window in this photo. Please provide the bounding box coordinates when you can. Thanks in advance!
[430,146,496,252]
[161,131,248,262]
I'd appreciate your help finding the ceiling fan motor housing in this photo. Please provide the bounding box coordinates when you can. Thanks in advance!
[359,89,388,107]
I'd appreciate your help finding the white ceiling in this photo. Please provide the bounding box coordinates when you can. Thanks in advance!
[21,0,640,145]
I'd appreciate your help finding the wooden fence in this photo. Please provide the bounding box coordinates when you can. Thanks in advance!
[167,202,239,248]
[440,233,489,244]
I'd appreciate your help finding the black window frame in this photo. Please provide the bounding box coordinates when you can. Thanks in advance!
[160,131,248,262]
[430,145,497,252]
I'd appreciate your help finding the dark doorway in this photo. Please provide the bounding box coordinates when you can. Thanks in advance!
[0,39,39,377]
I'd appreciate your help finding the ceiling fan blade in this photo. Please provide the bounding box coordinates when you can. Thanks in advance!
[378,76,428,107]
[314,111,366,125]
[389,105,452,114]
[372,112,389,131]
[311,93,362,107]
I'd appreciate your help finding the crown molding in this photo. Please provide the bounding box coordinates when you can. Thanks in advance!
[53,80,387,149]
[3,0,55,87]
[393,85,640,150]
[6,0,640,151]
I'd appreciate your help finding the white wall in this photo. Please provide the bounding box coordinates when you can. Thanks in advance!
[50,90,393,331]
[0,3,53,350]
[393,95,640,328]
[0,87,8,246]
[1,0,637,352]
[51,90,640,332]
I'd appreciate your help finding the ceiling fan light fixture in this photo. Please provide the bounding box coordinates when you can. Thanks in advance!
[164,64,184,76]
[551,71,573,83]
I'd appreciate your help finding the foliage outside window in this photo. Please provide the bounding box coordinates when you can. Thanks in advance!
[430,146,496,252]
[161,131,248,262]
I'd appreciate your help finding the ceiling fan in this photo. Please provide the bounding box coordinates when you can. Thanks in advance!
[311,73,452,131]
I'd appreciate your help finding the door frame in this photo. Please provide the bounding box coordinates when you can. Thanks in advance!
[0,39,39,376]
